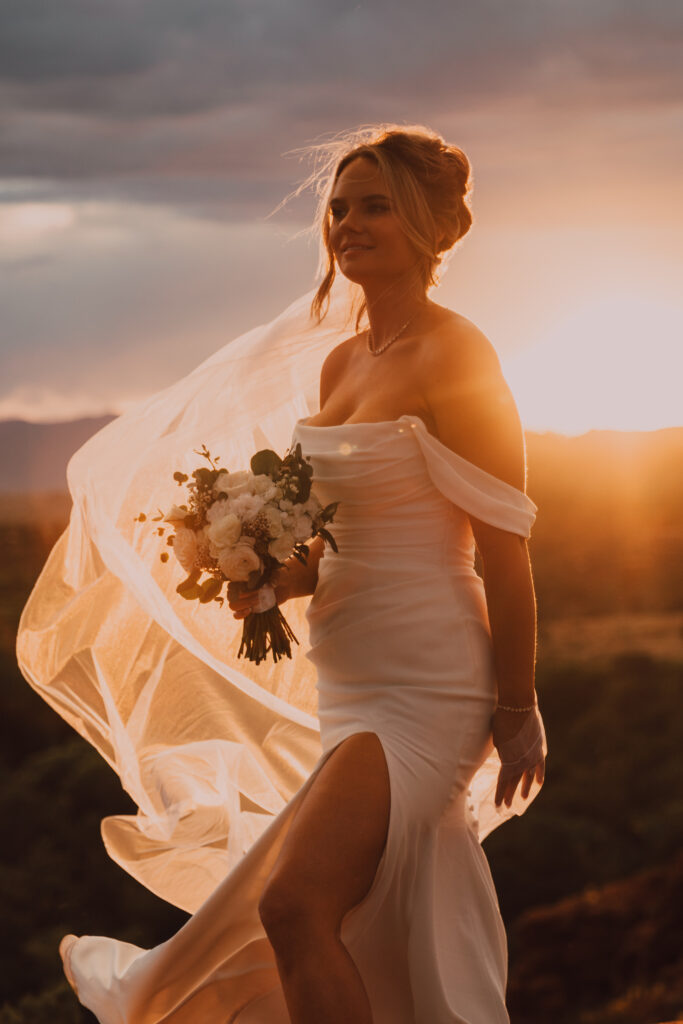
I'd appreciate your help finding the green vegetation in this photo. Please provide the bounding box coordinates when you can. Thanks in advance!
[2,518,682,1023]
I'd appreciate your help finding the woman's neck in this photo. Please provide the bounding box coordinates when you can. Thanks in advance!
[363,278,430,345]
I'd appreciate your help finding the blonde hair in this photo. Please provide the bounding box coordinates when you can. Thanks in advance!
[293,124,473,325]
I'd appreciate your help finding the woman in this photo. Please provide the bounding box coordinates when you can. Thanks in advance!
[20,125,545,1023]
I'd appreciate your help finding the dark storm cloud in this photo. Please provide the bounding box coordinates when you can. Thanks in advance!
[0,0,682,212]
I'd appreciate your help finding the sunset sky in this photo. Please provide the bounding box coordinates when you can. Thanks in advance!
[1,0,681,434]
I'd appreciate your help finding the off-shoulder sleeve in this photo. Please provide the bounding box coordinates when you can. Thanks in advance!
[405,416,537,538]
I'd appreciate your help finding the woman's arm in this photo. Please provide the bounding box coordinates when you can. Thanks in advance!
[471,520,536,709]
[272,534,326,604]
[420,318,544,805]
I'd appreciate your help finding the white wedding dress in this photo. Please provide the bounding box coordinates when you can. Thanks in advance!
[17,286,544,1024]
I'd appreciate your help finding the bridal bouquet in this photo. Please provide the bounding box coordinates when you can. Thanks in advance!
[139,441,338,665]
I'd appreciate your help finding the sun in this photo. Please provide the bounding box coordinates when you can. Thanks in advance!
[502,293,683,434]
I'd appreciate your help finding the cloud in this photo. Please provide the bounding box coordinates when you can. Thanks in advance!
[1,0,681,207]
[1,0,681,429]
[0,197,319,415]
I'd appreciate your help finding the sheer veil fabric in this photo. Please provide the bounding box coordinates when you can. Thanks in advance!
[16,280,544,921]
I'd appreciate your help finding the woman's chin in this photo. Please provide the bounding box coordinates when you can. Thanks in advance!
[336,259,380,286]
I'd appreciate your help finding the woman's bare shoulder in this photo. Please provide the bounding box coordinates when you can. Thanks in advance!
[420,307,525,490]
[422,306,503,382]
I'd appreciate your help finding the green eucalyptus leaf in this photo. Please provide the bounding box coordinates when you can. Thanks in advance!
[176,569,201,597]
[198,577,223,603]
[251,449,282,477]
[318,527,338,553]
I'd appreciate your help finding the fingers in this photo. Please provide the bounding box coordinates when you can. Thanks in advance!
[535,757,546,787]
[494,774,506,808]
[227,586,261,620]
[495,770,522,808]
[494,757,546,808]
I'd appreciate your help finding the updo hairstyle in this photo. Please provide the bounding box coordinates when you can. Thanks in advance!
[310,124,473,322]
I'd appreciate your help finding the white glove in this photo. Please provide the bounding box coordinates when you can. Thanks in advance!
[493,705,546,808]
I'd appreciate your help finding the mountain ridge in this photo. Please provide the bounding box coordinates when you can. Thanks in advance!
[1,414,681,494]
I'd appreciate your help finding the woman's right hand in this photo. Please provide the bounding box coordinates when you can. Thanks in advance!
[227,574,289,620]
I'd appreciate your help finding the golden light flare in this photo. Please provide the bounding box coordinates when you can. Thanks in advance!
[503,293,683,434]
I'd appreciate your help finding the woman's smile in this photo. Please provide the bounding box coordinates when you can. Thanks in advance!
[341,243,374,255]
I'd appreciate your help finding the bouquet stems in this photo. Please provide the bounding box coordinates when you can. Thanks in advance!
[238,606,299,665]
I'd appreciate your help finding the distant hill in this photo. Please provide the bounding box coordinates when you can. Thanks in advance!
[0,416,115,493]
[525,427,683,618]
[1,416,681,619]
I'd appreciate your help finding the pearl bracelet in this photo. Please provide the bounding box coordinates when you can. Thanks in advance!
[496,702,536,713]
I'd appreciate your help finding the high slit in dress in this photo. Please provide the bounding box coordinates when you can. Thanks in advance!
[56,413,541,1023]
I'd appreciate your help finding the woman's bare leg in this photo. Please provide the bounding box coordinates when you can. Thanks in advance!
[258,731,391,1024]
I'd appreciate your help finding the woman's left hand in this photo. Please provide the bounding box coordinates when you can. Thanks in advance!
[492,706,546,809]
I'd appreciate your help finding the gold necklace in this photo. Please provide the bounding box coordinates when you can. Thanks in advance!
[367,312,419,356]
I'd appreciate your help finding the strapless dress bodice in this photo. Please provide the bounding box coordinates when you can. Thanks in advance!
[292,414,536,570]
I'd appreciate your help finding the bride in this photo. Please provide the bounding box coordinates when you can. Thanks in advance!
[18,124,546,1023]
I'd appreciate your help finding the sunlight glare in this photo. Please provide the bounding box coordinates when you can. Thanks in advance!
[503,294,683,434]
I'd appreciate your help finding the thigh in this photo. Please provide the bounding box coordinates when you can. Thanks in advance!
[265,731,391,927]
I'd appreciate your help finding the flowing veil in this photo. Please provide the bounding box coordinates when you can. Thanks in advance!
[16,279,540,916]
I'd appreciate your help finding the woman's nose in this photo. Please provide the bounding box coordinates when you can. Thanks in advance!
[339,207,363,231]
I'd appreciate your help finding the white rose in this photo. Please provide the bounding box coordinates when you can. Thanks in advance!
[292,513,313,542]
[217,542,262,582]
[172,527,198,572]
[279,499,294,511]
[262,505,285,537]
[230,491,265,521]
[213,471,230,495]
[268,531,295,562]
[220,470,254,497]
[206,512,242,549]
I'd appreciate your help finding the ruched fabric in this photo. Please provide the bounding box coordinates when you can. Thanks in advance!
[55,413,545,1024]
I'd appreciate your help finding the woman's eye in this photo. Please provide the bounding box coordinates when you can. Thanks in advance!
[329,207,345,221]
[368,203,390,214]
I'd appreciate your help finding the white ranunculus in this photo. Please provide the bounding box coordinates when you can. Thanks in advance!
[268,531,295,562]
[217,542,262,582]
[262,505,285,538]
[292,513,313,542]
[206,512,242,549]
[303,493,322,516]
[172,527,199,572]
[219,470,254,497]
[206,498,230,522]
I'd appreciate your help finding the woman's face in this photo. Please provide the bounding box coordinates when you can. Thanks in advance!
[327,156,419,287]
